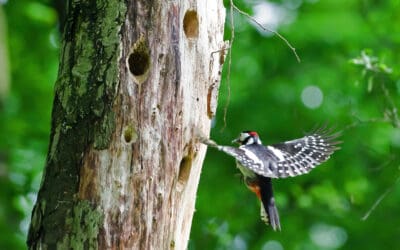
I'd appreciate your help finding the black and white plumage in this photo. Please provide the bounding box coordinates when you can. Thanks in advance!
[201,127,341,230]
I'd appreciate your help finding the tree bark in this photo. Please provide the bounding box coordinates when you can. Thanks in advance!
[27,0,226,249]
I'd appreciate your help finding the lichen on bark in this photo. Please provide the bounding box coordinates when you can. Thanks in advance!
[58,201,103,250]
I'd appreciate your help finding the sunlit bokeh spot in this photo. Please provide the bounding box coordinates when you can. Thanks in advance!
[309,223,348,249]
[305,0,320,3]
[283,0,302,10]
[251,1,296,36]
[301,85,323,109]
[391,129,400,147]
[232,235,247,250]
[262,240,284,250]
[49,29,60,49]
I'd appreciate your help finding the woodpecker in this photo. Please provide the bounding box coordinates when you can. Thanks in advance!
[201,127,341,230]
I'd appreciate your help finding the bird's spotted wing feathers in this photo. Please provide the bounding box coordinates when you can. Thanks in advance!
[219,128,341,178]
[270,128,341,178]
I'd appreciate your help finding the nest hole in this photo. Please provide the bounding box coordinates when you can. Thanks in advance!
[127,36,151,84]
[177,155,192,188]
[183,10,199,39]
[123,125,137,144]
[128,50,150,76]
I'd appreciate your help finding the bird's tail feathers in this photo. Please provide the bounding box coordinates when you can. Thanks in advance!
[259,176,281,231]
[260,197,281,231]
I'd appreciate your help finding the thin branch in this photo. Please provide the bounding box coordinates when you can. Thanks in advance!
[361,175,400,221]
[344,82,400,131]
[380,82,400,127]
[231,2,301,63]
[343,116,390,131]
[220,1,302,131]
[220,0,235,132]
[368,154,397,172]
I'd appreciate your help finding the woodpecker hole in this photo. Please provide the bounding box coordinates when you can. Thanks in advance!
[128,51,149,75]
[123,125,137,144]
[127,36,150,84]
[207,86,213,119]
[183,10,199,39]
[219,48,226,65]
[177,155,192,191]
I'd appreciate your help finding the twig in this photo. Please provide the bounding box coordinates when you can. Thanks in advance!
[368,154,397,172]
[343,116,390,131]
[361,175,400,221]
[231,2,301,63]
[220,1,301,131]
[380,82,400,127]
[221,0,235,132]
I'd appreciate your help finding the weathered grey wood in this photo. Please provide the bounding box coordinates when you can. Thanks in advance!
[27,0,226,249]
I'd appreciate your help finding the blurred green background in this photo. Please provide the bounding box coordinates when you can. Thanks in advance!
[1,0,399,249]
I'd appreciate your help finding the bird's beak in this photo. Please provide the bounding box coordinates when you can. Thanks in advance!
[232,137,240,144]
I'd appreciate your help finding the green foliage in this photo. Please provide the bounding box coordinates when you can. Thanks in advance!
[191,0,400,249]
[0,0,58,249]
[1,0,400,249]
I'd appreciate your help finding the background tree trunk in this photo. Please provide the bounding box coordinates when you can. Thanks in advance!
[27,0,226,249]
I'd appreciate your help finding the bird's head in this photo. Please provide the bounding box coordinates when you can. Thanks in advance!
[232,131,262,145]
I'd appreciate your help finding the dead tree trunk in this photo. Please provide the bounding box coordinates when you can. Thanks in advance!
[27,0,226,249]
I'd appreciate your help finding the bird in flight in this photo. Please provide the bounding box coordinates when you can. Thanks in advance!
[200,126,341,230]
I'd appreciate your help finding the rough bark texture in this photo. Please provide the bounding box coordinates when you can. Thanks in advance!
[27,0,226,249]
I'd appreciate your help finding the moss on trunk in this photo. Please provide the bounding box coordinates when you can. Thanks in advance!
[27,1,127,248]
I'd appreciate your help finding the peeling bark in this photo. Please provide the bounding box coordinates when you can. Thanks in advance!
[28,0,226,249]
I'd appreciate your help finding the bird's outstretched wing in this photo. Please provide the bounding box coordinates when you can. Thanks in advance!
[266,127,341,178]
[221,127,341,178]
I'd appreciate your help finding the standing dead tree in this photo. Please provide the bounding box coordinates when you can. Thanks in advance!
[27,0,226,249]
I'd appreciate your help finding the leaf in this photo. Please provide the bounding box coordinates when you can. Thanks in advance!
[367,76,374,92]
[396,80,400,95]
